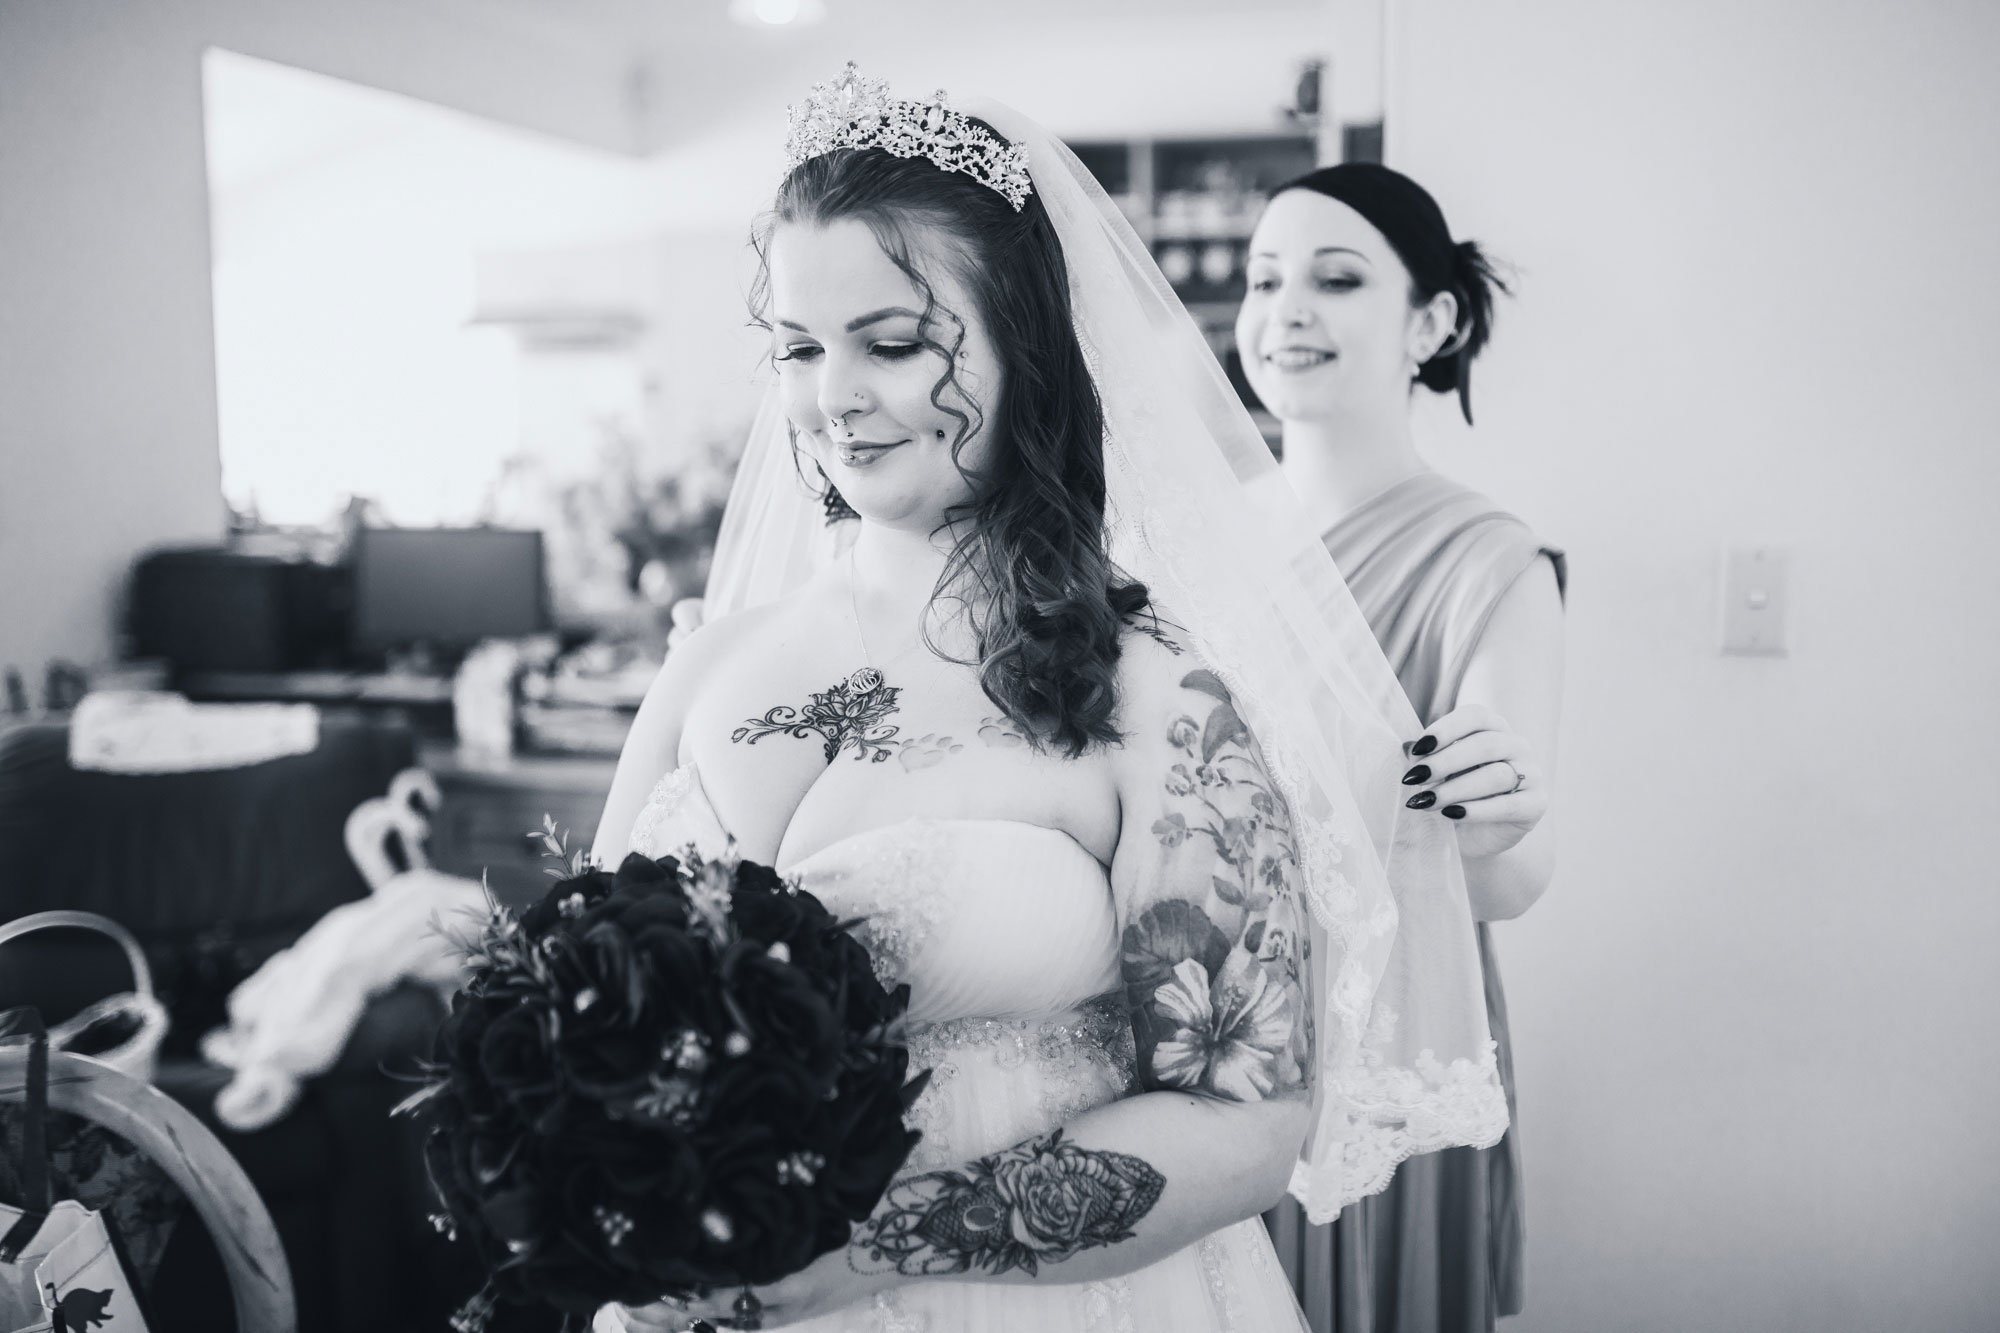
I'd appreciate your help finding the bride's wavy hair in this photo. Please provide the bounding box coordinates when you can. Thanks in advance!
[748,140,1150,756]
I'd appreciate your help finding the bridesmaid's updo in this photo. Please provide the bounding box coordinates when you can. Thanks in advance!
[752,138,1149,757]
[1277,163,1509,423]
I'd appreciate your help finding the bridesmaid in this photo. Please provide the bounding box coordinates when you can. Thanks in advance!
[1237,164,1566,1333]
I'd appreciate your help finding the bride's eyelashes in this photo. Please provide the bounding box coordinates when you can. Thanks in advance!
[771,340,927,365]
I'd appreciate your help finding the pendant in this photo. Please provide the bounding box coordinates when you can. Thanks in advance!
[731,667,903,764]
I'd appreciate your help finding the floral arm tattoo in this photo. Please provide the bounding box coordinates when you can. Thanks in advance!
[844,672,1309,1283]
[1121,669,1313,1102]
[850,1129,1165,1279]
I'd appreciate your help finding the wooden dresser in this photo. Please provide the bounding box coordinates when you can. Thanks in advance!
[420,742,618,908]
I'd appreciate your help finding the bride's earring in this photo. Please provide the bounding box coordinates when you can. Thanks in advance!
[809,461,858,526]
[790,422,858,526]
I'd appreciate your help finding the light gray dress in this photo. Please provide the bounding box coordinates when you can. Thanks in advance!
[1265,471,1566,1333]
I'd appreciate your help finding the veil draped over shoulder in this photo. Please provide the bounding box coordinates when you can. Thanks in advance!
[702,98,1507,1219]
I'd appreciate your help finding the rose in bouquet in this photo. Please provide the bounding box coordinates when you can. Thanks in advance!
[409,824,929,1331]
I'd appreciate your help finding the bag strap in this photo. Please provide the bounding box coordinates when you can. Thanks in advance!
[0,1006,50,1262]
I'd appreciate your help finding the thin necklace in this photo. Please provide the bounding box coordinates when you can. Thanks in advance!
[730,553,910,765]
[847,549,926,672]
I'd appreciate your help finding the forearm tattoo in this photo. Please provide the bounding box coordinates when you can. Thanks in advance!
[850,1130,1165,1279]
[1122,670,1313,1101]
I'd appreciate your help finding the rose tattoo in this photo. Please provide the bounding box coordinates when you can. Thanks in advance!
[851,1129,1165,1278]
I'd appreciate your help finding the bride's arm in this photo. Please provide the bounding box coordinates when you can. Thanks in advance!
[644,652,1314,1327]
[853,659,1314,1279]
[590,621,727,865]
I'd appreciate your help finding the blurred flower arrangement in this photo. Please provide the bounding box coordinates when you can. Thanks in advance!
[490,419,741,638]
[601,427,737,613]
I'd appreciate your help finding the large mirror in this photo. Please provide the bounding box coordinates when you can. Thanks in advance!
[200,6,1347,657]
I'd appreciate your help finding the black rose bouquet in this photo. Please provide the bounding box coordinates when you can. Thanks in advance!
[407,823,929,1331]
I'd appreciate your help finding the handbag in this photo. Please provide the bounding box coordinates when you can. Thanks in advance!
[0,1009,152,1333]
[0,915,168,1085]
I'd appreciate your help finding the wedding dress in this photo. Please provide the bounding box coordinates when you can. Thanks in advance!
[704,89,1509,1233]
[591,68,1508,1333]
[625,762,1312,1332]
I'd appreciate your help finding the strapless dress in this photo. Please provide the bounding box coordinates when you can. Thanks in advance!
[611,764,1310,1332]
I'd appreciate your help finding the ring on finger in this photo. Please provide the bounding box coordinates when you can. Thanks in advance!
[1502,761,1527,794]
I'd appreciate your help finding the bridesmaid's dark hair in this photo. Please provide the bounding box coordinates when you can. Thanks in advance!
[749,138,1149,756]
[1277,163,1509,424]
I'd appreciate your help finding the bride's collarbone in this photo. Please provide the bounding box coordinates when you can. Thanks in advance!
[678,657,1117,867]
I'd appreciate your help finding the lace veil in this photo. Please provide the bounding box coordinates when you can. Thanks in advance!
[703,97,1507,1218]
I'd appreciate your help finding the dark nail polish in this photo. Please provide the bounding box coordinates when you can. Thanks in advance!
[1401,765,1430,785]
[1406,791,1436,810]
[1411,734,1438,757]
[1442,804,1466,819]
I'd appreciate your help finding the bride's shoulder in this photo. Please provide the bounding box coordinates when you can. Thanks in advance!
[649,579,839,700]
[1117,606,1192,665]
[1112,609,1209,734]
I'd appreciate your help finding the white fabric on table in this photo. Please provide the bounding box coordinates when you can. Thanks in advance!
[69,690,318,774]
[199,868,484,1132]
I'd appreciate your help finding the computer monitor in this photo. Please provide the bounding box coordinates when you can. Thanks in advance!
[350,526,548,656]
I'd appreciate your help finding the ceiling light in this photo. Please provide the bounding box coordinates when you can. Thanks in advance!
[728,0,826,26]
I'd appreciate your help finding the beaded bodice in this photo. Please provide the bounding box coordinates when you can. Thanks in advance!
[627,764,1137,1172]
[628,764,1123,1024]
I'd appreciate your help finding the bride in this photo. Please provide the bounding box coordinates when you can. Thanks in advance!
[594,67,1506,1332]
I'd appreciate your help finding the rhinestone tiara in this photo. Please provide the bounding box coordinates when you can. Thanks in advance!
[784,63,1033,212]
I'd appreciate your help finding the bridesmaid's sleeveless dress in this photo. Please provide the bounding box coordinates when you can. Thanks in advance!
[1264,472,1566,1333]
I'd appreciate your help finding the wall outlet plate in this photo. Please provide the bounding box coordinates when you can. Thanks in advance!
[1721,546,1789,657]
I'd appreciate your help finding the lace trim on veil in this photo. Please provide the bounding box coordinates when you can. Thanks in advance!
[701,94,1510,1220]
[1087,328,1504,1214]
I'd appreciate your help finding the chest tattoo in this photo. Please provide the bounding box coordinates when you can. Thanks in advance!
[976,715,1030,749]
[731,667,904,764]
[890,732,965,771]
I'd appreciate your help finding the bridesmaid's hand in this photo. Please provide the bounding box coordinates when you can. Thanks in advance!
[1398,704,1550,861]
[667,597,707,650]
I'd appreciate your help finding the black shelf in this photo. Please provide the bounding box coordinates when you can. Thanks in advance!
[1066,133,1315,428]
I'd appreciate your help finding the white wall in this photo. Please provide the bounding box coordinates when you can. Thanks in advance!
[1389,2,2000,1329]
[0,0,640,680]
